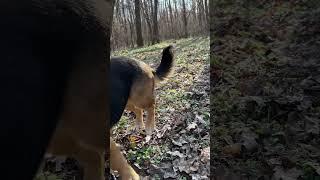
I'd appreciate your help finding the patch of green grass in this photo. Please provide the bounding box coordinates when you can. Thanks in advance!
[127,145,168,165]
[34,174,62,180]
[200,111,211,126]
[117,115,130,130]
[152,174,162,180]
[179,176,188,180]
[162,89,185,101]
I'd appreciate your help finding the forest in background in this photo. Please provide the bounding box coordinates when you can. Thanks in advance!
[111,0,209,50]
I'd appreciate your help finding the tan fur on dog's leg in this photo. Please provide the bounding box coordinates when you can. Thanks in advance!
[127,104,145,131]
[145,103,155,135]
[110,138,139,180]
[133,108,144,131]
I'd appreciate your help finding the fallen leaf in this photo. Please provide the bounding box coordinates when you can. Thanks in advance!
[187,122,197,131]
[156,124,171,139]
[190,161,200,172]
[145,135,152,143]
[200,147,210,163]
[195,114,206,124]
[171,136,188,147]
[272,166,303,180]
[163,171,177,179]
[191,174,208,180]
[167,151,185,158]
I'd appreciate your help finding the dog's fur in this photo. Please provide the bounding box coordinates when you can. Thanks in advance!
[1,1,172,179]
[0,1,141,180]
[111,46,175,135]
[42,1,140,179]
[0,1,113,179]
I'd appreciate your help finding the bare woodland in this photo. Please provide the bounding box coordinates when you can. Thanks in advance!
[111,0,209,50]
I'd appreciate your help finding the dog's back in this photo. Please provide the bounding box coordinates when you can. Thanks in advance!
[111,46,175,135]
[110,57,141,126]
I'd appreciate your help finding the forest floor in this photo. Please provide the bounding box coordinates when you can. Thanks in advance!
[211,1,320,180]
[35,36,210,180]
[112,36,210,179]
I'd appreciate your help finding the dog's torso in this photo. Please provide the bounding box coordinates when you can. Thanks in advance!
[111,45,174,135]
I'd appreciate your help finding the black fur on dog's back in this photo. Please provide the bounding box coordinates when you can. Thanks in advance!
[110,57,140,126]
[155,45,175,81]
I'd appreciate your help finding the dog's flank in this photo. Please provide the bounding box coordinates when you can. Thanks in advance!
[110,45,175,136]
[154,45,175,81]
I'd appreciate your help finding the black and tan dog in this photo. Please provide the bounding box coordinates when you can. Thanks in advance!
[111,45,175,135]
[0,0,143,180]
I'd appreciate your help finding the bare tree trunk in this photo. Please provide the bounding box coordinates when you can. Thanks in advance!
[197,0,203,30]
[142,0,153,44]
[152,0,160,44]
[112,0,120,49]
[173,0,180,37]
[127,2,135,47]
[135,0,144,46]
[204,0,209,25]
[190,0,197,35]
[164,0,171,38]
[168,0,174,35]
[182,0,188,38]
[121,0,129,46]
[112,0,208,50]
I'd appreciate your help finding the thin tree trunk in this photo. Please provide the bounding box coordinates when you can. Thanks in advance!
[135,0,144,46]
[121,0,129,46]
[164,0,171,38]
[182,0,188,38]
[142,0,153,44]
[197,0,203,29]
[173,0,180,37]
[204,0,209,25]
[152,0,160,44]
[125,0,134,47]
[168,0,174,35]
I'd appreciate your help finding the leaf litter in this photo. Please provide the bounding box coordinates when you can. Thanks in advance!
[211,1,320,179]
[112,37,210,179]
[35,37,209,180]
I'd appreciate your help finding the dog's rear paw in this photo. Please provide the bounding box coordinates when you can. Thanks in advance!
[145,123,156,135]
[145,127,154,135]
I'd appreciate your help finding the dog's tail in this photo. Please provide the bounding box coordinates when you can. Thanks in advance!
[155,45,175,81]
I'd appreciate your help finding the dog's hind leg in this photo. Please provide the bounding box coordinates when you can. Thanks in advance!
[134,108,144,131]
[126,104,145,131]
[145,103,155,135]
[110,138,140,180]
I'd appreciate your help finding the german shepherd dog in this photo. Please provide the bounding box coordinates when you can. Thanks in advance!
[109,45,174,179]
[111,45,175,135]
[0,0,141,179]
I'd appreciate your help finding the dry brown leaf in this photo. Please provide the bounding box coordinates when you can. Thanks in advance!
[187,122,197,131]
